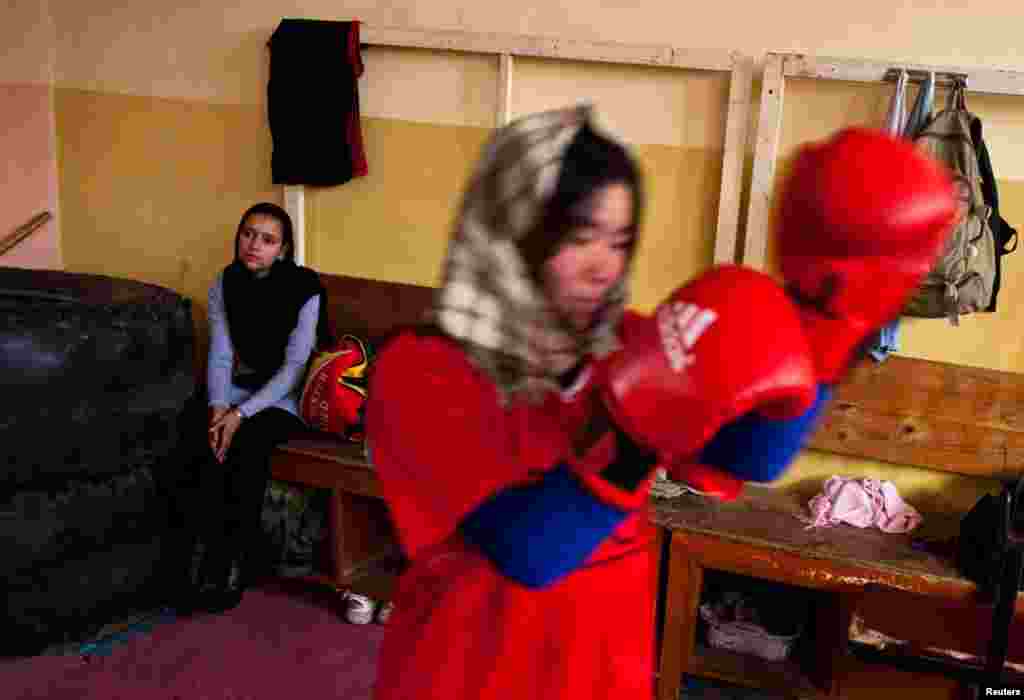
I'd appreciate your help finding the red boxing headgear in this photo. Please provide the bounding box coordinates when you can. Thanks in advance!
[776,127,957,383]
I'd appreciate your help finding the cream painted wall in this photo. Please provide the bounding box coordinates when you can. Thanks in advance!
[0,84,62,270]
[1,0,56,85]
[49,0,1024,107]
[1,0,61,269]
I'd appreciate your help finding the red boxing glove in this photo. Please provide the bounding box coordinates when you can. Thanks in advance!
[596,264,817,464]
[776,127,957,384]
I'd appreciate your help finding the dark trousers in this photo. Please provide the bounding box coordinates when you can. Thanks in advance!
[157,394,305,590]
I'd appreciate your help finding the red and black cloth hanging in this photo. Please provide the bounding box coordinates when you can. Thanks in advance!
[267,18,368,186]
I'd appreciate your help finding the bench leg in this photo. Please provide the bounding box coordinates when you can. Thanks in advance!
[326,488,399,599]
[327,488,346,585]
[810,591,855,697]
[657,531,704,700]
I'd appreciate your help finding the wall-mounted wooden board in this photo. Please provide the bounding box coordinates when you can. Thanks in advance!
[809,355,1024,480]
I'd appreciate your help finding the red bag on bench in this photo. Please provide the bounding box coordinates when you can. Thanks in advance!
[299,334,370,442]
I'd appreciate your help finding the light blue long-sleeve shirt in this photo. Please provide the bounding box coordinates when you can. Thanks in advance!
[206,272,320,420]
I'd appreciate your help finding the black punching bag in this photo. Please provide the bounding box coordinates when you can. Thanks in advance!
[1,266,195,654]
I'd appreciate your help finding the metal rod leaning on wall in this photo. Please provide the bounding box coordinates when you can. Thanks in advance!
[882,67,968,89]
[743,52,1024,271]
[0,211,53,257]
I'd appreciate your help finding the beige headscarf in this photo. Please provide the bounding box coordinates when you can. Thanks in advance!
[431,104,631,405]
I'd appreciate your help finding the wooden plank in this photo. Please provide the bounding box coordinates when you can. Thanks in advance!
[283,185,306,265]
[690,645,821,698]
[651,486,967,592]
[852,586,1024,664]
[363,25,736,72]
[784,52,1024,97]
[271,446,380,499]
[809,414,1011,479]
[275,436,368,464]
[497,54,513,126]
[830,357,1024,432]
[835,655,963,698]
[713,54,753,264]
[663,526,974,599]
[743,52,784,270]
[807,355,1024,478]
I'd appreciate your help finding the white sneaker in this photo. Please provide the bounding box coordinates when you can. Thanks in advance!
[343,592,375,625]
[375,601,394,625]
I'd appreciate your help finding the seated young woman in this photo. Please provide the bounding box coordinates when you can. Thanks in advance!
[157,202,330,615]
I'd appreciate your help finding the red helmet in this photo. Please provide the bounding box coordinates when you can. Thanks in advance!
[300,335,370,441]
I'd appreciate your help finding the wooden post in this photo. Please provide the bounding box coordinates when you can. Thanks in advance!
[714,54,754,264]
[497,53,514,127]
[283,184,306,265]
[743,52,785,270]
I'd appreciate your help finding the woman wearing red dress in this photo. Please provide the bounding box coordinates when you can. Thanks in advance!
[366,105,660,699]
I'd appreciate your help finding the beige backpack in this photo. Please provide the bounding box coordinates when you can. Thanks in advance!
[904,83,996,325]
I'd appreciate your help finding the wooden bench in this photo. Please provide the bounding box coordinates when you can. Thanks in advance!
[654,355,1024,699]
[269,273,435,601]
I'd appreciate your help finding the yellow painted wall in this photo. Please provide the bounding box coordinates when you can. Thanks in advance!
[12,0,1024,527]
[54,88,279,301]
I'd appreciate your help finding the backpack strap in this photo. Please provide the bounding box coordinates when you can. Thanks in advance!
[944,84,958,111]
[972,117,999,212]
[972,116,1020,312]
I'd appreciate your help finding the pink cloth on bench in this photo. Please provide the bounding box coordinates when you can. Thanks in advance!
[803,476,922,533]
